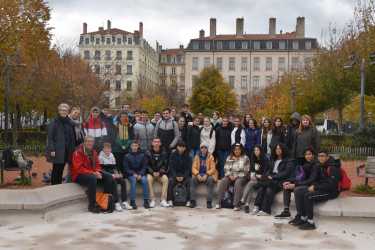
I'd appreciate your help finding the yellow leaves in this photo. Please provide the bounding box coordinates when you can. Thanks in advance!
[189,66,238,115]
[138,96,168,115]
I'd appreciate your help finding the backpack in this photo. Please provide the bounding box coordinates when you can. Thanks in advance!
[338,168,351,191]
[221,184,234,209]
[328,167,351,192]
[295,165,305,182]
[96,192,115,213]
[173,183,188,206]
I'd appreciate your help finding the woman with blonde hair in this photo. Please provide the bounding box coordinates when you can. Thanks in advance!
[295,115,320,165]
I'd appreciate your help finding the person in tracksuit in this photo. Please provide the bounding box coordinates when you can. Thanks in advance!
[292,150,341,230]
[274,147,319,219]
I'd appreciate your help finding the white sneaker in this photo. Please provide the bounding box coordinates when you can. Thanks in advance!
[160,200,169,208]
[167,200,174,207]
[215,204,221,209]
[257,211,271,216]
[233,206,240,211]
[150,200,156,208]
[122,201,133,210]
[186,201,191,207]
[115,203,123,212]
[251,206,260,215]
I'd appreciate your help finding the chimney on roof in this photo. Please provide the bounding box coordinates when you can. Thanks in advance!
[107,20,111,30]
[139,22,143,38]
[236,17,244,35]
[83,22,87,34]
[210,18,216,37]
[199,29,205,39]
[296,16,305,38]
[269,17,276,35]
[99,26,104,32]
[179,44,184,49]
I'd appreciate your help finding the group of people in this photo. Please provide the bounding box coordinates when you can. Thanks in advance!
[46,103,342,230]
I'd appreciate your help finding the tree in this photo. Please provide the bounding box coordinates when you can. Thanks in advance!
[138,95,168,115]
[189,66,238,115]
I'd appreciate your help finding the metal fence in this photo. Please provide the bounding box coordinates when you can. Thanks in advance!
[327,145,375,157]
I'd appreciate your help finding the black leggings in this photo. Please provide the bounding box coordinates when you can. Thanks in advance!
[51,163,66,185]
[76,172,117,208]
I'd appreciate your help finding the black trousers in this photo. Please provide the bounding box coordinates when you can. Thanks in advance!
[294,186,334,220]
[51,163,65,185]
[167,177,190,202]
[76,172,117,208]
[254,183,282,214]
[114,177,128,202]
[113,152,125,173]
[283,188,294,209]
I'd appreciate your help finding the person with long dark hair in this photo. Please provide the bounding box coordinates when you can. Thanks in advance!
[244,118,261,157]
[252,143,294,216]
[260,118,273,157]
[216,143,250,211]
[243,114,253,128]
[270,117,286,149]
[241,145,270,214]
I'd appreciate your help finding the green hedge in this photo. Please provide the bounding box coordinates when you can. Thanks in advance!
[0,131,47,145]
[321,128,375,148]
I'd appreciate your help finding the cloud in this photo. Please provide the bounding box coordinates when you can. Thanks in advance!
[48,0,356,49]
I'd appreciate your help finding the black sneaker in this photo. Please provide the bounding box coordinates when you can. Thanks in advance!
[130,200,138,210]
[144,199,150,209]
[244,205,250,214]
[88,205,101,214]
[299,222,316,230]
[288,216,305,226]
[207,201,212,209]
[190,200,197,208]
[275,210,291,219]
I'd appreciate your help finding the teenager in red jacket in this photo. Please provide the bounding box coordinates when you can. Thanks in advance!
[72,136,117,213]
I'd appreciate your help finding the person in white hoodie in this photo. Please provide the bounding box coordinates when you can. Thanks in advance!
[98,143,132,211]
[200,117,216,154]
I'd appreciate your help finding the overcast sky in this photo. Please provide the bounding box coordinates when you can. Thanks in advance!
[48,0,357,49]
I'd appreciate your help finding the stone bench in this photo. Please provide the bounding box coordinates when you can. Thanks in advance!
[0,183,374,218]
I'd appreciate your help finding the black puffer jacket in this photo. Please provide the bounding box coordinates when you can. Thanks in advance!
[168,151,192,179]
[268,158,295,184]
[314,157,341,198]
[146,149,169,175]
[186,125,201,150]
[289,160,320,187]
[215,125,232,151]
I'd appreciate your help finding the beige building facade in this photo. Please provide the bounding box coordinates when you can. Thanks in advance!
[158,45,186,103]
[184,17,318,109]
[78,20,159,108]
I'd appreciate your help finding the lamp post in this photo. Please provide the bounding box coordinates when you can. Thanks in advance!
[344,53,375,132]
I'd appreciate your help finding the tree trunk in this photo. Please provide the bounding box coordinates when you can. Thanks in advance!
[11,112,17,146]
[337,107,344,134]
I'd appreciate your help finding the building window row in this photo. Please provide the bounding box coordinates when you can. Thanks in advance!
[84,50,133,61]
[81,35,132,45]
[192,40,314,51]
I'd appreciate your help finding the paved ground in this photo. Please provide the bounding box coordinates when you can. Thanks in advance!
[0,204,374,250]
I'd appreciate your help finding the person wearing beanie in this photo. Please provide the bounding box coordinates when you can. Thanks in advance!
[189,143,218,209]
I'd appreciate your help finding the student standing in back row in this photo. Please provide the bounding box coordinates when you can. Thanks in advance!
[215,117,233,179]
[154,108,179,153]
[294,115,320,165]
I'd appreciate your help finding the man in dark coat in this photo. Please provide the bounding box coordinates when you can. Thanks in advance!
[47,103,76,185]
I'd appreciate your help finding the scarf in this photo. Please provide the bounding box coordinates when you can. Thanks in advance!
[199,153,208,176]
[118,123,129,140]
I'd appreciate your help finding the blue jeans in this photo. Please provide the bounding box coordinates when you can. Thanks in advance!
[217,149,230,178]
[128,175,149,201]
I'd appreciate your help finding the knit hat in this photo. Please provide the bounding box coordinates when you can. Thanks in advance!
[200,143,209,149]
